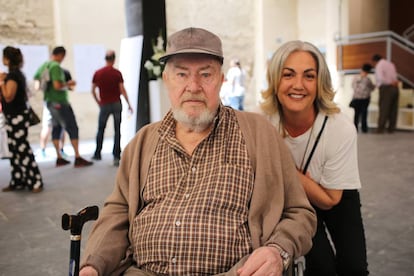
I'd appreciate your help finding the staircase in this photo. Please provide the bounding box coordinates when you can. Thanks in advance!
[336,31,414,130]
[336,30,414,88]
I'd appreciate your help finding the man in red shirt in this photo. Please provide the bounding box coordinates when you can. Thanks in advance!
[91,50,133,166]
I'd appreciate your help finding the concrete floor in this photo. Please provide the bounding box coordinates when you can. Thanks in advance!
[0,131,413,275]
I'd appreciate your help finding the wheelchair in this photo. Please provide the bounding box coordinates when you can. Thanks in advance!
[62,205,306,276]
[284,257,305,276]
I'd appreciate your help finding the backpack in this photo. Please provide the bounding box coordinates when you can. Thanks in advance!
[39,63,51,92]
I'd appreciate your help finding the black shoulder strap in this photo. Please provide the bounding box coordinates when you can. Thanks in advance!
[302,115,328,174]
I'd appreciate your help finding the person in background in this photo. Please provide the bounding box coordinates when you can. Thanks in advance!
[37,68,73,158]
[226,58,246,110]
[91,50,133,167]
[0,46,43,193]
[261,40,368,276]
[79,27,316,276]
[371,54,399,133]
[350,63,375,133]
[34,46,93,168]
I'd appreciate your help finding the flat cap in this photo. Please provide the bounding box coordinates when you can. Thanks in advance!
[159,27,223,63]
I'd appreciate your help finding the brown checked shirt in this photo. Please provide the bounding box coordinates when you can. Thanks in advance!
[132,107,254,275]
[81,106,316,276]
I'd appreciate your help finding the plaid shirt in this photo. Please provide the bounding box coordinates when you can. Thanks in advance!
[132,107,254,275]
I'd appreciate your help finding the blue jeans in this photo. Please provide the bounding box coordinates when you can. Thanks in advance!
[94,101,122,159]
[228,95,244,111]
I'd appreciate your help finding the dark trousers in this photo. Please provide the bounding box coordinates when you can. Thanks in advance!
[378,85,399,133]
[352,98,370,133]
[94,101,122,159]
[305,190,369,276]
[47,102,79,140]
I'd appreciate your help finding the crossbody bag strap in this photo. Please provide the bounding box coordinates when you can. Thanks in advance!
[302,115,328,174]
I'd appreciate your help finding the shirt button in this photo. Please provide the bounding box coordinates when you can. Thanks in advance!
[191,167,196,173]
[175,220,181,227]
[171,257,177,264]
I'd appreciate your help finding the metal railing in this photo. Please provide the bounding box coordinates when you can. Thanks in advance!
[336,31,414,88]
[403,24,414,41]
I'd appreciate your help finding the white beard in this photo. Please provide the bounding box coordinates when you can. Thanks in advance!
[172,108,216,133]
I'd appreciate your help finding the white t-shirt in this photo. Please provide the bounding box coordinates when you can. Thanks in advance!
[273,112,361,190]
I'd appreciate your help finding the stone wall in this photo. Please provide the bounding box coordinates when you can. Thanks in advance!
[0,0,55,46]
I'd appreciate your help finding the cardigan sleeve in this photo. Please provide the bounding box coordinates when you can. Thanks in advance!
[235,110,316,258]
[80,123,160,275]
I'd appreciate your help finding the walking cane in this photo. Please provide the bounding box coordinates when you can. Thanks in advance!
[62,205,99,276]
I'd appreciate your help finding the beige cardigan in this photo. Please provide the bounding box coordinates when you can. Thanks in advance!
[82,109,316,275]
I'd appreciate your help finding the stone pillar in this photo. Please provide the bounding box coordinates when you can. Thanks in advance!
[124,0,166,131]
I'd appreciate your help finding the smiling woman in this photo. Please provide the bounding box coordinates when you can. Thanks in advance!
[260,40,369,276]
[276,51,318,131]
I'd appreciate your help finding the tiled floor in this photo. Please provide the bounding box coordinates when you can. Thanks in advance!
[0,132,413,275]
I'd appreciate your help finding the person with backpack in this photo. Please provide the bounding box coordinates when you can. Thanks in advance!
[34,46,93,168]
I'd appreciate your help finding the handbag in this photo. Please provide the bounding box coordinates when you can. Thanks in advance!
[28,107,41,126]
[349,99,357,108]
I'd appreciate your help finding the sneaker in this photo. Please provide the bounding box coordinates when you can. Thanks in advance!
[91,154,101,161]
[56,158,71,167]
[113,158,120,167]
[74,157,93,168]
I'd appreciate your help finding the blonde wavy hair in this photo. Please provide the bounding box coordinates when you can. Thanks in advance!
[261,40,339,118]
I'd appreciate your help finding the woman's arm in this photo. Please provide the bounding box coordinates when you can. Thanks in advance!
[0,78,18,103]
[298,171,342,210]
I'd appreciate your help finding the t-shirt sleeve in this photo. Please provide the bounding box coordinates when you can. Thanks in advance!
[320,119,361,190]
[117,70,124,83]
[49,63,65,82]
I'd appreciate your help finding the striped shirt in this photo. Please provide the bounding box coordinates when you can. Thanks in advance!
[132,107,254,275]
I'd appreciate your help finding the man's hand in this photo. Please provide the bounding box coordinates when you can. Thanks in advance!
[79,266,98,276]
[237,246,284,276]
[67,80,76,90]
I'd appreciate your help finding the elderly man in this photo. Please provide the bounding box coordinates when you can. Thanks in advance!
[80,27,316,276]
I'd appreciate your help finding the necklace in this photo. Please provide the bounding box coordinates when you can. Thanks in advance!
[280,114,316,171]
